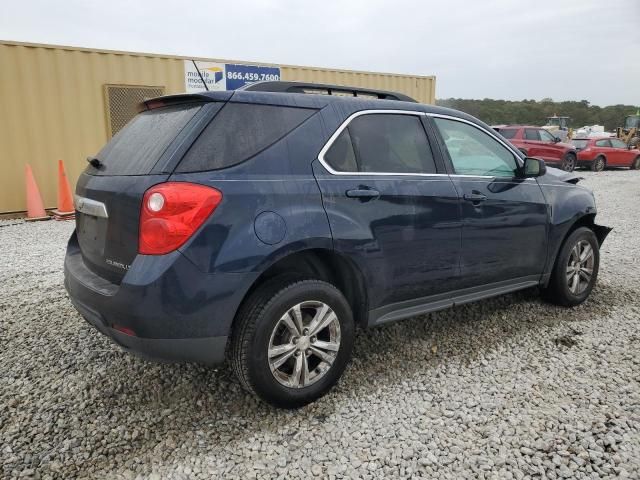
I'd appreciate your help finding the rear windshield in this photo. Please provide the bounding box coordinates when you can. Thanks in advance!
[571,139,589,149]
[497,128,518,139]
[88,103,202,176]
[176,103,317,172]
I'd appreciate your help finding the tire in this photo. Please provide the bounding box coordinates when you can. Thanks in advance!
[229,276,355,408]
[591,156,605,172]
[561,152,577,172]
[543,227,600,307]
[631,156,640,170]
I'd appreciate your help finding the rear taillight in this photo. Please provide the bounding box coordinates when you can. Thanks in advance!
[139,182,222,255]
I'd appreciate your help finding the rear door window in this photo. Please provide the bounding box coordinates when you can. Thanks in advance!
[498,128,518,139]
[90,104,202,176]
[324,129,358,172]
[177,103,316,172]
[524,129,540,141]
[323,113,437,174]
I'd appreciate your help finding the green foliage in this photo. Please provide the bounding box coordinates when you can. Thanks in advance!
[436,98,638,132]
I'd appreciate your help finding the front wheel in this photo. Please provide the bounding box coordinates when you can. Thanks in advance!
[229,277,355,408]
[562,152,577,172]
[631,156,640,170]
[591,156,605,172]
[543,227,599,307]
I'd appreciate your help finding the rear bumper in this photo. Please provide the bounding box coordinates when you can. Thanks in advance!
[64,232,257,365]
[69,295,228,364]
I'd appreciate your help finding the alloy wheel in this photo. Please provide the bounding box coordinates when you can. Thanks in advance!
[268,301,341,388]
[594,157,605,171]
[566,240,594,295]
[563,154,576,172]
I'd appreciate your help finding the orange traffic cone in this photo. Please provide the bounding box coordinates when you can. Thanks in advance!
[52,159,75,220]
[24,164,50,221]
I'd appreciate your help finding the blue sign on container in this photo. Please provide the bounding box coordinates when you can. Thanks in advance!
[225,63,281,90]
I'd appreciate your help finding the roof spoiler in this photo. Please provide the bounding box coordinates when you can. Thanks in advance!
[137,92,233,112]
[239,81,418,103]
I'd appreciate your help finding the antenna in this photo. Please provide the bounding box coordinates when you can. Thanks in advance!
[192,60,209,91]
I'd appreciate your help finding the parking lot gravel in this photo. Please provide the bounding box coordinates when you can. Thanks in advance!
[1,170,639,479]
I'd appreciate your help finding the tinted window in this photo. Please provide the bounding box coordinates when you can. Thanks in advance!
[610,138,627,149]
[90,104,202,176]
[177,103,316,172]
[434,118,518,177]
[324,129,358,172]
[571,139,589,149]
[595,139,610,147]
[524,129,540,141]
[498,128,518,139]
[539,129,556,142]
[347,114,436,174]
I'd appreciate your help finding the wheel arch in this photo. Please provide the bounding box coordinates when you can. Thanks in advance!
[542,213,610,287]
[235,247,369,329]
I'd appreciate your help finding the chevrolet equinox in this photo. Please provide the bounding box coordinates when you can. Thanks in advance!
[65,81,611,408]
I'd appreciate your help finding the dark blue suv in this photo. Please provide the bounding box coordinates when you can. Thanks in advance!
[65,82,610,408]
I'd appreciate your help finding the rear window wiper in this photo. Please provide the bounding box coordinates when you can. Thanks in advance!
[86,156,103,168]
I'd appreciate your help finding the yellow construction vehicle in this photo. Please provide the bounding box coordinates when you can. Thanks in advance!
[543,115,572,141]
[617,111,640,148]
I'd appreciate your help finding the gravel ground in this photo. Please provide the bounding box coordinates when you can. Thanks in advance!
[1,170,639,479]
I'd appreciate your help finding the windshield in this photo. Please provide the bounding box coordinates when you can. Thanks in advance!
[546,118,561,126]
[571,139,589,150]
[624,116,640,129]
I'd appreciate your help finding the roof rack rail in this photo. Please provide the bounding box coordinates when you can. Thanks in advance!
[239,81,417,103]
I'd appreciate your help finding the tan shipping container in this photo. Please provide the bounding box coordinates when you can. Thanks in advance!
[0,40,436,214]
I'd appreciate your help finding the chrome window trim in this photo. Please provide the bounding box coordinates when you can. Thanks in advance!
[74,195,108,218]
[317,109,527,180]
[427,112,525,168]
[317,109,449,178]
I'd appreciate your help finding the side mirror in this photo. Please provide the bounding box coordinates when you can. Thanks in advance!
[553,137,561,143]
[522,157,546,177]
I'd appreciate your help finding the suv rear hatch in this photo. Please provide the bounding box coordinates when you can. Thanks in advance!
[74,94,228,284]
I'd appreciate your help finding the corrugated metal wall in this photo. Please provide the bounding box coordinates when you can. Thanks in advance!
[0,40,436,214]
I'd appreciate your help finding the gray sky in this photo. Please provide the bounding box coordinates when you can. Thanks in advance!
[3,0,639,106]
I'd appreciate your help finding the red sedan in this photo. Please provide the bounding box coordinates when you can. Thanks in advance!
[494,125,578,171]
[571,137,640,171]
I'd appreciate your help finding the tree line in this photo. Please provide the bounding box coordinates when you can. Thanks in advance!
[436,98,638,132]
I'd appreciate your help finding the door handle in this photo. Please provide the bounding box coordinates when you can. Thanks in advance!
[346,188,380,199]
[463,192,487,203]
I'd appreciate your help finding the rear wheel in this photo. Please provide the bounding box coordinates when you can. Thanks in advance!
[543,227,599,307]
[229,277,354,408]
[591,156,606,172]
[631,156,640,170]
[562,152,577,172]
